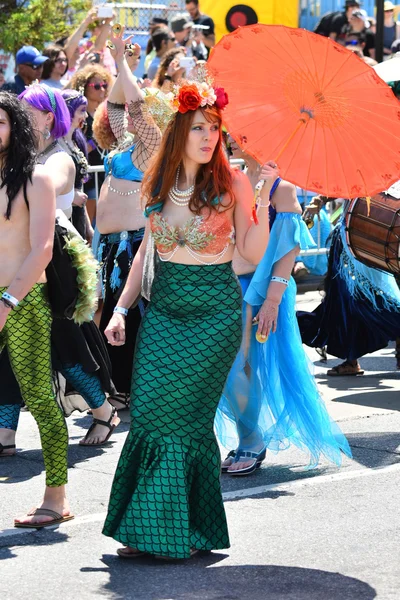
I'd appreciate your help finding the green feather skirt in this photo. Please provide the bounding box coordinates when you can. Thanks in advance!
[103,261,242,558]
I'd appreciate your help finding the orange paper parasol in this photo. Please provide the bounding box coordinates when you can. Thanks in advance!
[208,24,400,198]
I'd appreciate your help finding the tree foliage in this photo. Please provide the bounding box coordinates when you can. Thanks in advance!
[0,0,91,54]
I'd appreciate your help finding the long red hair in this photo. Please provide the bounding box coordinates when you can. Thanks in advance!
[142,106,233,214]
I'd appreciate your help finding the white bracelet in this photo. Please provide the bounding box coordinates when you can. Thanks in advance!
[113,306,128,317]
[1,292,19,307]
[271,276,289,286]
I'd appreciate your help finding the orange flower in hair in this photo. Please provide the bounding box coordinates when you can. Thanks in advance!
[178,84,202,114]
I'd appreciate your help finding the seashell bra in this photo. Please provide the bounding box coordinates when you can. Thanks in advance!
[149,210,235,265]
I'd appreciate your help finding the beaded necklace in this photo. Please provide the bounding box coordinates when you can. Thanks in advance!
[63,137,89,184]
[168,166,195,207]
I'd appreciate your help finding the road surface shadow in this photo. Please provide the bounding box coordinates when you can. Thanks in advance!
[92,556,376,600]
[331,390,400,412]
[0,529,68,558]
[0,443,118,484]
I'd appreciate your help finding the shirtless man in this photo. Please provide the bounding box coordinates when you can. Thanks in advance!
[0,91,72,528]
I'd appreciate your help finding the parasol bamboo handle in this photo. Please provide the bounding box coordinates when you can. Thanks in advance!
[255,115,309,194]
[274,115,309,164]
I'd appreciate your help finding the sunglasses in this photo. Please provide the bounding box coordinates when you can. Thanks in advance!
[23,63,42,70]
[86,82,108,91]
[55,57,68,64]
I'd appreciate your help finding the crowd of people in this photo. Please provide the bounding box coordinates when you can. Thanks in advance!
[0,0,399,562]
[314,0,400,64]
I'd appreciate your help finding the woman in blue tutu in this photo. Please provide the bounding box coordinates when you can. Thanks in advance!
[217,141,351,476]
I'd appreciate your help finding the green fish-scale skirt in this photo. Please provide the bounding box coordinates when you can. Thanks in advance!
[103,261,242,558]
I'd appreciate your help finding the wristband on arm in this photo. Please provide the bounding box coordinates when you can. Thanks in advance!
[271,276,289,286]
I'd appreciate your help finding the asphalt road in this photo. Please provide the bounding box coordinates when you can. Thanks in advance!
[1,290,399,600]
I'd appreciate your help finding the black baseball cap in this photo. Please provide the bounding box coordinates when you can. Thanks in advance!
[149,17,168,26]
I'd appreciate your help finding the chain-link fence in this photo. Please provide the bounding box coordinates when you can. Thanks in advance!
[110,2,186,33]
[107,2,188,75]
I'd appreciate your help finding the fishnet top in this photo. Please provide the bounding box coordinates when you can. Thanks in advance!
[107,100,162,173]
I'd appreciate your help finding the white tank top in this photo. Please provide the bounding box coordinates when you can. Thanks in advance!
[42,149,75,219]
[56,189,75,219]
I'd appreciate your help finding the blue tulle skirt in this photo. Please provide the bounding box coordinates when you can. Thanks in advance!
[216,273,352,468]
[298,226,400,360]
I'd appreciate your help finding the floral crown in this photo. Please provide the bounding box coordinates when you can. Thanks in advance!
[140,80,229,132]
[169,80,229,114]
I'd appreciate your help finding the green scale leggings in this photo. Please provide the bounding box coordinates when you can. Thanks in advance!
[0,284,68,486]
[103,261,243,559]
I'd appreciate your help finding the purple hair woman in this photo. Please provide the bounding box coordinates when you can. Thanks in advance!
[19,84,75,217]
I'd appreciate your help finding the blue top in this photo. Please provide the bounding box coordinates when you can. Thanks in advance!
[147,55,161,80]
[104,145,144,182]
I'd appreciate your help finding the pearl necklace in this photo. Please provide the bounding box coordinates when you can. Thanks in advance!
[169,166,195,207]
[107,176,141,196]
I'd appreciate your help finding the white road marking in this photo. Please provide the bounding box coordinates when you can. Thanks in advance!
[222,462,400,500]
[1,462,400,541]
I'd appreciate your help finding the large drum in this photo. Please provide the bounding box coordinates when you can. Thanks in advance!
[345,193,400,275]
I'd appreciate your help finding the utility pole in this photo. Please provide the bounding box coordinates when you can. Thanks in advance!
[375,0,385,64]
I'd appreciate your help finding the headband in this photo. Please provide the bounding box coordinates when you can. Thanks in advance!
[44,85,57,113]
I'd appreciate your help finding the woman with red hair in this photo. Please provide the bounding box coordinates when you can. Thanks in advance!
[102,30,275,560]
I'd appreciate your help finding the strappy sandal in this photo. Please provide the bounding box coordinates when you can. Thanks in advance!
[228,448,266,477]
[316,347,328,363]
[327,361,364,376]
[0,443,16,457]
[108,393,130,411]
[396,338,400,369]
[221,450,236,473]
[14,508,74,529]
[79,406,120,446]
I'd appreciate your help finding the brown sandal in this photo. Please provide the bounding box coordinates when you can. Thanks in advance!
[117,547,147,559]
[14,508,74,529]
[327,361,364,376]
